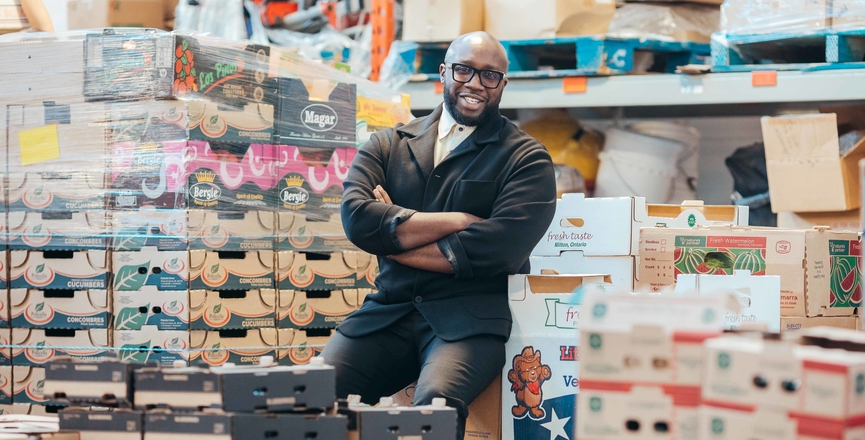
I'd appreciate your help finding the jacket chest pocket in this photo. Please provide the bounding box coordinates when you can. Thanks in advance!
[452,180,497,219]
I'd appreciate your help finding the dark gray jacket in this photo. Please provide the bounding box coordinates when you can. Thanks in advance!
[337,105,556,342]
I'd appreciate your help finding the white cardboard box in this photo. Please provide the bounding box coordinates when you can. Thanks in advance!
[114,326,190,367]
[114,286,189,331]
[675,270,781,332]
[533,195,749,257]
[530,253,635,291]
[112,248,189,291]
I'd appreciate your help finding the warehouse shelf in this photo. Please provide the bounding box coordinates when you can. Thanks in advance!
[399,69,865,110]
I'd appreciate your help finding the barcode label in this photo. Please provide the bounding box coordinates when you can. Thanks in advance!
[116,196,137,207]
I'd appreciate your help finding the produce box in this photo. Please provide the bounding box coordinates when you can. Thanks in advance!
[533,195,749,257]
[530,253,635,291]
[484,0,614,40]
[274,78,356,148]
[763,113,865,212]
[112,248,189,291]
[9,289,110,329]
[9,250,109,291]
[639,226,862,317]
[189,328,283,367]
[83,29,174,101]
[184,142,277,211]
[402,0,484,42]
[675,270,781,332]
[190,289,277,330]
[11,328,110,366]
[6,211,108,250]
[276,328,334,366]
[275,145,355,222]
[110,209,188,251]
[276,289,365,329]
[276,251,372,291]
[114,286,189,331]
[188,210,275,251]
[189,251,275,291]
[114,325,189,366]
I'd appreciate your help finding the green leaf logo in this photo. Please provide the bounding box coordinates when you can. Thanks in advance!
[299,342,307,350]
[711,419,724,435]
[211,264,220,274]
[113,262,150,291]
[589,334,602,350]
[119,342,151,363]
[589,397,602,412]
[35,303,44,312]
[209,115,219,125]
[299,265,307,275]
[171,338,179,345]
[32,225,42,234]
[688,213,697,228]
[181,40,188,51]
[213,304,222,314]
[718,353,731,369]
[298,226,307,235]
[211,342,221,351]
[211,225,220,234]
[299,303,307,313]
[36,380,44,389]
[35,264,44,274]
[35,341,45,349]
[115,305,148,331]
[170,300,178,308]
[34,187,43,196]
[170,258,178,265]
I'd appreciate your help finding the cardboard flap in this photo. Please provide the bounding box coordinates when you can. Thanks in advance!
[277,251,295,271]
[189,290,207,310]
[190,252,207,271]
[278,328,296,347]
[260,328,278,346]
[12,329,30,345]
[88,290,109,309]
[344,289,359,308]
[6,213,25,230]
[257,251,275,269]
[257,211,275,230]
[260,289,277,308]
[9,290,27,308]
[189,331,207,349]
[527,274,610,294]
[278,290,296,308]
[276,212,297,232]
[762,114,840,161]
[89,329,109,347]
[11,366,31,385]
[86,251,108,270]
[187,211,206,230]
[342,252,360,270]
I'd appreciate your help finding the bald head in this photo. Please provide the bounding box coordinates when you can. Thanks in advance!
[444,32,509,71]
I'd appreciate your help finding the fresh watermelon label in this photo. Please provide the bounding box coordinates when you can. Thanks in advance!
[674,236,767,277]
[829,240,862,308]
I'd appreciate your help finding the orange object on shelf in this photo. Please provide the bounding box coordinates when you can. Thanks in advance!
[370,0,394,81]
[260,1,299,27]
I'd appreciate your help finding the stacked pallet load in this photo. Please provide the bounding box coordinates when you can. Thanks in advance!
[0,28,410,407]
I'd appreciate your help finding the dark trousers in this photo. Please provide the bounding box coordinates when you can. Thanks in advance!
[320,310,505,440]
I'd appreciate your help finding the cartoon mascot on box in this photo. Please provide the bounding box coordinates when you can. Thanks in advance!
[507,346,551,420]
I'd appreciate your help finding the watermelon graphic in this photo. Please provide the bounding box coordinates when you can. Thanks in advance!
[830,256,861,308]
[675,248,709,275]
[733,249,766,275]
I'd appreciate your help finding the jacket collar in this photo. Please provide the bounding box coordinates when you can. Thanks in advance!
[398,104,504,180]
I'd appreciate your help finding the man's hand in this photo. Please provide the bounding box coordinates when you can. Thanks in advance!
[374,185,392,204]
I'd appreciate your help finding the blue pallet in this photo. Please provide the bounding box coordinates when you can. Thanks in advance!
[398,36,711,80]
[711,29,865,71]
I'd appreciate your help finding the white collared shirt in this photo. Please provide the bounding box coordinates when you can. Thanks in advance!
[434,107,477,166]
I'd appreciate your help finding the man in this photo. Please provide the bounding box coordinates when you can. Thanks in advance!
[321,32,556,439]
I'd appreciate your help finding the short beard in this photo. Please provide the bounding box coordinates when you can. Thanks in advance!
[443,87,501,127]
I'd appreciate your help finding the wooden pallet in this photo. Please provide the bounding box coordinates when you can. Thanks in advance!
[711,29,865,72]
[396,36,711,80]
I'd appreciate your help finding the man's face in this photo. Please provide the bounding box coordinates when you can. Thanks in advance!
[439,43,508,126]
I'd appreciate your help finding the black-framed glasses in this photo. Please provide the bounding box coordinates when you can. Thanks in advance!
[446,63,506,88]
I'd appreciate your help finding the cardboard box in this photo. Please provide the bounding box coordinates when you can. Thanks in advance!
[276,213,355,252]
[0,367,11,404]
[187,100,275,144]
[639,226,862,317]
[503,275,611,440]
[44,361,134,406]
[277,289,364,329]
[720,0,828,34]
[777,209,862,231]
[190,329,283,367]
[675,270,782,332]
[357,256,379,290]
[7,172,107,212]
[184,142,278,211]
[189,250,275,291]
[108,141,188,210]
[6,211,108,250]
[112,248,189,291]
[345,401,457,440]
[763,113,865,213]
[83,29,174,101]
[10,250,109,291]
[833,0,865,30]
[578,387,683,440]
[277,328,334,366]
[10,289,110,329]
[698,405,796,440]
[59,410,143,440]
[0,404,50,415]
[12,366,45,405]
[110,208,188,251]
[274,145,356,222]
[114,286,189,331]
[484,0,615,40]
[0,329,11,366]
[68,0,165,29]
[11,328,110,366]
[188,210,275,251]
[190,289,277,330]
[781,315,860,332]
[234,414,346,440]
[114,325,190,366]
[533,195,749,257]
[276,251,371,291]
[530,254,635,290]
[172,35,278,106]
[134,361,336,412]
[275,78,357,148]
[403,0,484,42]
[5,101,107,173]
[106,100,188,144]
[0,40,86,104]
[145,413,233,440]
[0,291,8,328]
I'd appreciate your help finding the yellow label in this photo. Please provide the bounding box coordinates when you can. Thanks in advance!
[357,96,411,129]
[18,125,60,166]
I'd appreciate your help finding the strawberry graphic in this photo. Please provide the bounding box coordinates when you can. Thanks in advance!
[173,39,198,96]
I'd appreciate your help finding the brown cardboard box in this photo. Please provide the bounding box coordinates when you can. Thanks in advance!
[721,0,828,34]
[639,226,862,317]
[832,0,865,30]
[781,315,860,332]
[68,0,165,29]
[776,210,862,231]
[484,0,615,40]
[402,0,484,42]
[390,375,501,440]
[763,113,865,213]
